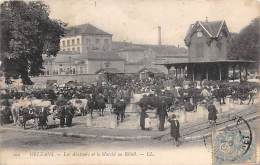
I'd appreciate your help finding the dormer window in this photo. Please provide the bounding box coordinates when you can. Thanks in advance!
[197,31,203,38]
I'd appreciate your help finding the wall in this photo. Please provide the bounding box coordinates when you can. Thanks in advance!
[43,60,88,76]
[118,50,146,63]
[87,60,125,74]
[31,74,99,86]
[188,29,229,62]
[81,34,112,52]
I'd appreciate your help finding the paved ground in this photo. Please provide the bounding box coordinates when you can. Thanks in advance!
[2,99,258,140]
[0,129,212,165]
[0,97,259,165]
[1,118,259,165]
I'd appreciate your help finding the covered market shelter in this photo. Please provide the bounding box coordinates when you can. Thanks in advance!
[156,19,256,81]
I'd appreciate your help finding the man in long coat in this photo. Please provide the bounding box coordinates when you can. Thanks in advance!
[139,104,148,130]
[65,102,75,127]
[157,99,168,131]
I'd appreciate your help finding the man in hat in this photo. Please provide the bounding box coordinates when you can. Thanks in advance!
[139,103,148,130]
[157,99,168,131]
[168,114,180,146]
[65,102,75,127]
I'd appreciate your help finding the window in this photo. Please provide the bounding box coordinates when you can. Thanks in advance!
[86,38,90,44]
[67,40,70,46]
[80,67,83,74]
[72,39,75,45]
[72,47,75,51]
[67,48,71,51]
[96,38,100,44]
[197,31,203,38]
[77,38,80,44]
[77,47,80,52]
[59,68,63,74]
[62,41,66,47]
[72,68,76,74]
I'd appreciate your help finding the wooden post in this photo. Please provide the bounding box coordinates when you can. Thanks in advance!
[206,64,209,80]
[219,64,222,81]
[192,65,195,81]
[239,64,242,81]
[175,66,178,78]
[232,65,235,82]
[245,64,248,81]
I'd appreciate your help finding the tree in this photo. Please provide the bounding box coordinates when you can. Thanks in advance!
[228,17,260,62]
[0,1,66,85]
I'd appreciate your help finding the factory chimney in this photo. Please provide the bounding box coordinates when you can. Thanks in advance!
[158,26,162,45]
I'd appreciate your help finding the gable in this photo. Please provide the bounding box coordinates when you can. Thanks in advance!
[185,20,230,46]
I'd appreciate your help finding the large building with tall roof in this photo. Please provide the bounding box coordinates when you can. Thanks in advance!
[157,19,253,81]
[60,23,113,53]
[42,24,125,77]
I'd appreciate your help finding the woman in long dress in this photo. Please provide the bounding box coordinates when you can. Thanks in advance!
[168,114,180,146]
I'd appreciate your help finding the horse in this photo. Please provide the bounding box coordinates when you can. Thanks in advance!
[18,108,38,129]
[95,95,106,116]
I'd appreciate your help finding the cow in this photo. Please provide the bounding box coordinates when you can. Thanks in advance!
[69,99,88,116]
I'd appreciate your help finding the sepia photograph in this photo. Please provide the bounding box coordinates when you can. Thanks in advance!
[0,0,260,165]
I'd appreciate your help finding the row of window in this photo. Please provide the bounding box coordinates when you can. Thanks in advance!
[62,38,80,46]
[62,47,81,52]
[44,67,85,75]
[62,38,110,47]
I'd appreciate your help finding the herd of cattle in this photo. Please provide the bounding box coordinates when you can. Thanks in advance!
[0,81,258,129]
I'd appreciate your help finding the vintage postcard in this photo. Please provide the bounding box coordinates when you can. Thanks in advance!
[0,0,259,165]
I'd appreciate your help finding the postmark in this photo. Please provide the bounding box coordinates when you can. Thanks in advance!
[213,116,256,165]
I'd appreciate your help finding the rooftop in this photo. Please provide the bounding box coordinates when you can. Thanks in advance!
[65,23,112,37]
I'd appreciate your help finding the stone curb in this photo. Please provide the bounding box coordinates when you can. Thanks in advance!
[0,127,152,141]
[1,115,258,142]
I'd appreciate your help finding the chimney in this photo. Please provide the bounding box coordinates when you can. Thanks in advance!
[158,26,162,45]
[205,16,208,22]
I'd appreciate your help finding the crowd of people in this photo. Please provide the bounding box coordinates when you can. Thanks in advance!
[0,74,259,146]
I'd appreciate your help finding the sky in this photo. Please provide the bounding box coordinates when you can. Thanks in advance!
[45,0,260,47]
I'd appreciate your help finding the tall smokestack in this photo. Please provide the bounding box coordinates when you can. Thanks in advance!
[158,26,162,45]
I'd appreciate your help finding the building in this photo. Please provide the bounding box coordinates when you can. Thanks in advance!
[113,42,188,74]
[157,20,254,81]
[43,51,125,75]
[38,24,126,85]
[59,23,112,53]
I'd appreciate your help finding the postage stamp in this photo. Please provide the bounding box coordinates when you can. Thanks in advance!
[214,116,257,165]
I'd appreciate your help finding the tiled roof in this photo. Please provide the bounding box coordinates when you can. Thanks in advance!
[43,51,124,63]
[86,51,124,61]
[147,45,187,56]
[95,68,121,74]
[112,42,187,56]
[65,23,112,36]
[138,67,163,74]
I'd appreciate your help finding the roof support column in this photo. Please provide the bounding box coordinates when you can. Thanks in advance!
[206,64,209,80]
[192,65,195,81]
[232,64,236,82]
[175,66,178,78]
[245,63,248,81]
[239,64,242,81]
[165,64,172,75]
[218,64,222,81]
